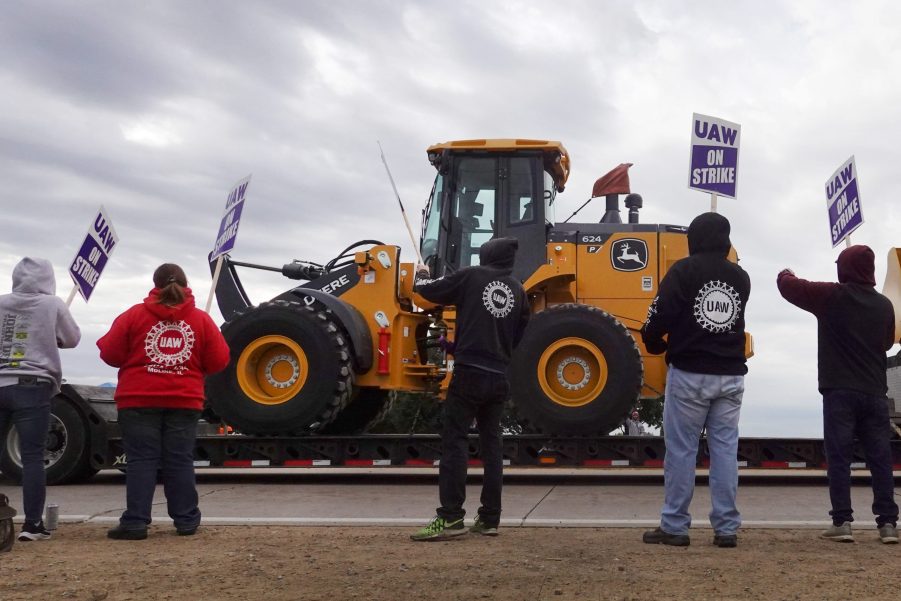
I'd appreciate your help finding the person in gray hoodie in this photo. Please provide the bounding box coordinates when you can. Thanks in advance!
[0,257,80,541]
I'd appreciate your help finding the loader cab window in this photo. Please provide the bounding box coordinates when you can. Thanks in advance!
[508,157,537,226]
[452,157,497,268]
[544,170,557,225]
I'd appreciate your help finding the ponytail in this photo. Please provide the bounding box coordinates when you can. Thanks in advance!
[152,263,188,307]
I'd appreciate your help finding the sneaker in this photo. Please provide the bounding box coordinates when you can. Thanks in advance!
[470,517,499,536]
[410,516,466,541]
[17,521,51,542]
[878,524,899,544]
[642,527,690,546]
[820,521,853,542]
[107,525,148,540]
[713,533,738,548]
[177,526,198,536]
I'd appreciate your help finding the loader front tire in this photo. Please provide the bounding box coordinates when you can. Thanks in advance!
[510,304,642,435]
[205,301,353,435]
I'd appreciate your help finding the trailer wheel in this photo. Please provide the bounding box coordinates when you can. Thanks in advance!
[510,304,643,435]
[0,396,97,485]
[321,388,394,434]
[206,300,353,434]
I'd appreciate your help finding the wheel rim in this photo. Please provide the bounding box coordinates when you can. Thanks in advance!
[537,337,608,407]
[5,414,68,469]
[236,335,309,405]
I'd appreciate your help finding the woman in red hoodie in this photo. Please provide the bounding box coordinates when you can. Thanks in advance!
[98,264,230,540]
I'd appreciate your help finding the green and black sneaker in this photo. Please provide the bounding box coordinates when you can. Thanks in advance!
[469,517,499,536]
[410,516,466,541]
[469,516,497,536]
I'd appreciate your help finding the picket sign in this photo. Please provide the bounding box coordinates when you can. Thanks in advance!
[206,175,251,313]
[689,113,741,212]
[824,156,863,249]
[67,206,119,306]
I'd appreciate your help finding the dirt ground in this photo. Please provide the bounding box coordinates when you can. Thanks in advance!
[1,525,899,601]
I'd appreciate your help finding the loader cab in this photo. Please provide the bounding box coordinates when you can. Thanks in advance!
[420,139,570,282]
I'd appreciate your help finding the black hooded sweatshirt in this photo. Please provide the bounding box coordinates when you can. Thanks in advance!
[414,237,530,374]
[641,212,751,375]
[777,245,895,395]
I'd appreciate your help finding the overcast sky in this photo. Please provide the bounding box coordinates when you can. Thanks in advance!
[3,1,901,437]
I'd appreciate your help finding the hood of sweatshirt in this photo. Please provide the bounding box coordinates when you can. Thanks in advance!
[687,212,732,257]
[143,287,197,320]
[12,257,56,295]
[479,237,518,271]
[836,244,876,286]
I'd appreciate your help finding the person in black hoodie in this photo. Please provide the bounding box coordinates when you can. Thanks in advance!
[410,237,530,541]
[640,212,750,548]
[777,245,898,544]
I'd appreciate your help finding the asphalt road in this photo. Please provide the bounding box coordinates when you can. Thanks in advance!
[2,468,897,531]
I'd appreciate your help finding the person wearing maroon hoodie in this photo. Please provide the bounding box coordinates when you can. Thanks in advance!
[98,264,229,540]
[777,245,899,544]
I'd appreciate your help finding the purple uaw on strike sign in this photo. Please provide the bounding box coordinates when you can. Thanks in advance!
[69,206,119,302]
[688,113,741,199]
[825,155,863,247]
[211,175,252,261]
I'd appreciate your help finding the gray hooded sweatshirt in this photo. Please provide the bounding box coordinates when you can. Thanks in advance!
[0,257,81,394]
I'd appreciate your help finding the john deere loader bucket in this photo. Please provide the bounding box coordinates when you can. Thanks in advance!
[883,248,901,343]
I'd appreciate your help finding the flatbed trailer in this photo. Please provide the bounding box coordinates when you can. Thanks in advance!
[3,382,901,485]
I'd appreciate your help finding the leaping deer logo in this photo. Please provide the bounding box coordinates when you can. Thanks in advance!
[611,239,648,272]
[617,243,644,266]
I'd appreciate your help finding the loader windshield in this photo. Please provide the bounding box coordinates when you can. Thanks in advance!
[420,175,443,263]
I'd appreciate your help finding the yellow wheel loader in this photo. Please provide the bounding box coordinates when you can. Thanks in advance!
[205,139,738,436]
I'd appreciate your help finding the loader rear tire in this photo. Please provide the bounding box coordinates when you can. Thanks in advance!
[205,301,354,435]
[510,304,642,435]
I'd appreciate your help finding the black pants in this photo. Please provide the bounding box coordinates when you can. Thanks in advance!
[118,408,201,531]
[822,390,899,527]
[437,365,508,527]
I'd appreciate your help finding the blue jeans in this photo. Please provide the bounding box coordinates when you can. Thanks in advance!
[661,366,744,536]
[0,380,52,524]
[118,408,201,531]
[437,365,508,527]
[822,390,898,527]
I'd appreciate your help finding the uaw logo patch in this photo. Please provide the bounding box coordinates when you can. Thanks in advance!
[144,320,195,366]
[693,280,741,333]
[482,281,515,318]
[611,239,648,272]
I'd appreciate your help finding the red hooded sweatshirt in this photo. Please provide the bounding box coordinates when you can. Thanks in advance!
[97,288,230,410]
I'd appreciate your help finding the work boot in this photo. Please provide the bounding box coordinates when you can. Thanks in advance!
[713,533,738,548]
[878,524,899,544]
[107,525,148,540]
[642,527,690,546]
[820,522,853,542]
[410,516,466,541]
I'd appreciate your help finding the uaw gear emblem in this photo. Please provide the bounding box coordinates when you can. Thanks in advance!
[144,320,196,366]
[694,280,741,333]
[611,239,648,272]
[482,281,515,318]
